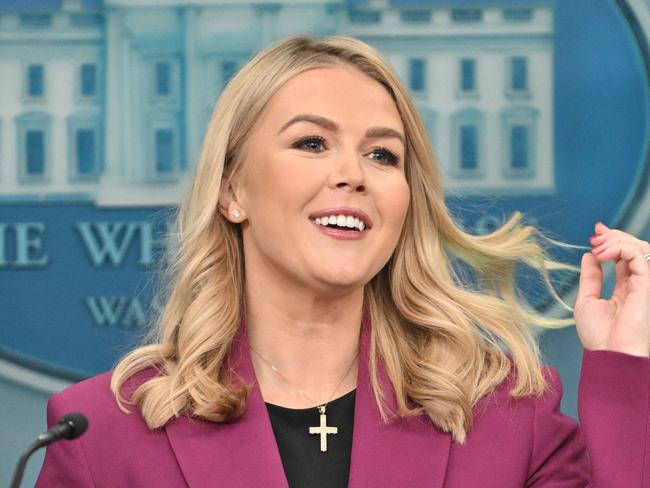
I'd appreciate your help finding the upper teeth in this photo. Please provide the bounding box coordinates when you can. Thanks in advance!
[312,214,366,232]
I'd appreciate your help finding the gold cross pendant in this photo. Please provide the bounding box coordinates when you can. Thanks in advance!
[309,405,338,452]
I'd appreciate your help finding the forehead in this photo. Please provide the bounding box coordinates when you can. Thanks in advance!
[259,65,404,133]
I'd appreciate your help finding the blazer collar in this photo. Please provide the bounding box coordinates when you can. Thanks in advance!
[165,315,451,487]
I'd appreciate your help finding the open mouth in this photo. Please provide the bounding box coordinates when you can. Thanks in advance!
[311,215,365,232]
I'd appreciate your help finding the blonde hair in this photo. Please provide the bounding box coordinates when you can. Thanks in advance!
[111,34,574,443]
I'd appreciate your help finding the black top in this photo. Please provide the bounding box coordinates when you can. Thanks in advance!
[265,389,356,488]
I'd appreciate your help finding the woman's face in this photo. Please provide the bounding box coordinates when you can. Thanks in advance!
[227,65,410,295]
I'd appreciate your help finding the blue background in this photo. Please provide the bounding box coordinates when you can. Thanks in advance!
[1,0,648,485]
[1,0,647,379]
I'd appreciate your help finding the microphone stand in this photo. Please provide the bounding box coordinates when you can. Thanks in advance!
[10,439,45,488]
[10,413,88,488]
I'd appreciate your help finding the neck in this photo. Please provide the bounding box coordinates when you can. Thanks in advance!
[244,279,363,409]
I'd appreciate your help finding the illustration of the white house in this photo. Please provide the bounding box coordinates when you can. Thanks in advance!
[0,0,555,206]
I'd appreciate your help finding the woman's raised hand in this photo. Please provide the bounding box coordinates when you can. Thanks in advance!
[575,222,650,357]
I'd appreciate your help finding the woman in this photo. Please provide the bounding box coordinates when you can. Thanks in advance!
[36,35,650,487]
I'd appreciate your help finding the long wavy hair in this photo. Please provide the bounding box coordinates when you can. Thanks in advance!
[111,34,574,443]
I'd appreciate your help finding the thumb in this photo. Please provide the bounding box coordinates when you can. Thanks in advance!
[576,253,603,311]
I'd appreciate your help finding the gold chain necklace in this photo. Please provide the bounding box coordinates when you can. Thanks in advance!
[249,344,359,452]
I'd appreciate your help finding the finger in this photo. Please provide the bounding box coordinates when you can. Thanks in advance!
[592,230,634,294]
[576,253,603,309]
[610,259,632,303]
[602,232,634,284]
[591,229,649,257]
[595,221,610,235]
[593,240,650,278]
[614,258,631,287]
[589,228,617,246]
[589,224,618,247]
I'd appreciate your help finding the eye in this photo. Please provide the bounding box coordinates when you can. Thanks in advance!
[368,147,400,167]
[292,135,327,152]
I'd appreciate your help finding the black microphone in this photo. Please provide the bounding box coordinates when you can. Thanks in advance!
[36,412,88,446]
[10,412,89,488]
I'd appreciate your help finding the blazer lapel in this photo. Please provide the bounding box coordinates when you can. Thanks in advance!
[347,315,451,488]
[166,314,451,487]
[165,322,289,488]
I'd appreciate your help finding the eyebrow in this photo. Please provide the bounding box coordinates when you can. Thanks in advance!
[277,113,406,147]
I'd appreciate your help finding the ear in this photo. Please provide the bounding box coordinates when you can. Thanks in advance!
[217,177,247,223]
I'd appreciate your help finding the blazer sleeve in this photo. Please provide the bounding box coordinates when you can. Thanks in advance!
[577,349,650,487]
[34,393,96,488]
[526,349,650,487]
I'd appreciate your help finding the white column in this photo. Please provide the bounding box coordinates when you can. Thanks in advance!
[183,6,201,171]
[253,3,281,46]
[103,7,125,183]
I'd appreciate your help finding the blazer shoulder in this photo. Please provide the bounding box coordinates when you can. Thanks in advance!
[479,357,563,409]
[38,368,183,486]
[466,357,565,446]
[55,371,112,407]
[49,367,159,427]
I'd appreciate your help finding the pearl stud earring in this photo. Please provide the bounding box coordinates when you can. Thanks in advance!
[232,209,241,218]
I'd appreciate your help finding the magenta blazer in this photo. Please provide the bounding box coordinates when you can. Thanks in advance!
[36,318,650,487]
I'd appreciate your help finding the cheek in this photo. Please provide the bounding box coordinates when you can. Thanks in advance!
[248,153,323,208]
[383,178,411,228]
[243,168,296,216]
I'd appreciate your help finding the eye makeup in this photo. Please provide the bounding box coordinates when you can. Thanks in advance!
[291,135,401,167]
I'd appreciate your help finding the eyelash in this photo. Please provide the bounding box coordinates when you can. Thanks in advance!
[292,135,401,167]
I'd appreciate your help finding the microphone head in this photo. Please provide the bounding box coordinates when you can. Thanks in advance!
[60,413,89,439]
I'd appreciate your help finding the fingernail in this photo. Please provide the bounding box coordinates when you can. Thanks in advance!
[588,234,598,243]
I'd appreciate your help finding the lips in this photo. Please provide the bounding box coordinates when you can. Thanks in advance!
[308,207,372,229]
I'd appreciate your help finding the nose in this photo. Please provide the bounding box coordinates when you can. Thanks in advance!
[330,150,366,193]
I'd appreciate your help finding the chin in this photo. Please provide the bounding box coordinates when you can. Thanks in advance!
[312,268,368,291]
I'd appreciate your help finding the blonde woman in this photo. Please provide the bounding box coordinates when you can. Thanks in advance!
[36,35,650,487]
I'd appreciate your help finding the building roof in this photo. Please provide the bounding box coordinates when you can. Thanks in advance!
[349,0,553,7]
[0,0,101,12]
[0,0,552,11]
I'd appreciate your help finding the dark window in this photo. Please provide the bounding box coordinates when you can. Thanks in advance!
[81,64,96,97]
[76,129,96,174]
[452,9,483,23]
[511,57,528,91]
[349,10,381,23]
[222,61,238,85]
[409,59,426,92]
[28,64,44,97]
[155,129,174,173]
[155,62,171,96]
[510,125,529,169]
[503,9,533,22]
[401,10,431,23]
[26,130,45,175]
[460,59,476,92]
[20,14,52,27]
[70,14,102,26]
[460,125,478,170]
